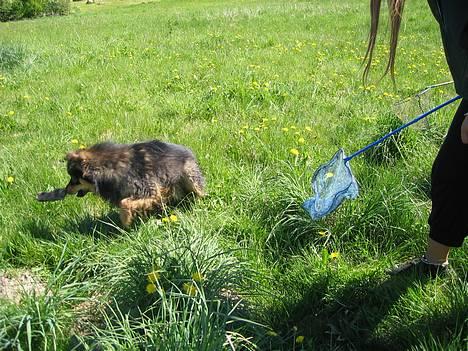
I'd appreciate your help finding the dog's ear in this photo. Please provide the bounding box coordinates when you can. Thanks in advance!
[65,151,82,162]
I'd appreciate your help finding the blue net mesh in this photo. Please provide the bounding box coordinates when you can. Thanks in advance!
[303,149,359,220]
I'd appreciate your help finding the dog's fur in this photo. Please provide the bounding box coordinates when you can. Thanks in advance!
[65,140,205,227]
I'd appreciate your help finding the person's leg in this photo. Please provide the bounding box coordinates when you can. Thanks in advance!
[424,238,450,265]
[428,98,468,256]
[390,99,468,276]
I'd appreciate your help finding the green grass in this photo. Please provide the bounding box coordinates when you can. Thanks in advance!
[0,0,467,350]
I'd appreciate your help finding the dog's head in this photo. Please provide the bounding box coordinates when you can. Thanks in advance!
[65,151,96,197]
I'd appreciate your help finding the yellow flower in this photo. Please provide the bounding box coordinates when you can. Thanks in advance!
[146,283,157,294]
[6,176,14,184]
[298,137,305,144]
[318,230,327,236]
[182,282,197,296]
[71,139,79,144]
[289,148,300,156]
[147,271,160,283]
[161,217,170,223]
[192,272,204,282]
[295,335,305,344]
[169,214,178,222]
[8,111,14,116]
[330,252,340,259]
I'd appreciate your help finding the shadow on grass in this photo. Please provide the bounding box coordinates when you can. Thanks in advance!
[20,220,58,241]
[274,271,441,350]
[63,196,200,238]
[64,212,125,238]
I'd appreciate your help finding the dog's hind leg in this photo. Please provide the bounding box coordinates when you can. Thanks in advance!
[183,160,206,197]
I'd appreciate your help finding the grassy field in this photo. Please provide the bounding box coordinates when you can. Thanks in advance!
[0,0,466,349]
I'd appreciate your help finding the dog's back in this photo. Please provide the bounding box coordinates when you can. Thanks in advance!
[80,140,205,205]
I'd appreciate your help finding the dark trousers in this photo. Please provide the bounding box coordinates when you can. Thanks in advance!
[429,98,468,247]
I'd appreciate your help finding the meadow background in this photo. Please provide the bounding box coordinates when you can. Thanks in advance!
[0,0,466,350]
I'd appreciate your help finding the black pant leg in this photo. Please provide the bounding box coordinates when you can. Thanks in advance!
[429,99,468,247]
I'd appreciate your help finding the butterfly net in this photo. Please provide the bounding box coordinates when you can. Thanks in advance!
[303,149,359,220]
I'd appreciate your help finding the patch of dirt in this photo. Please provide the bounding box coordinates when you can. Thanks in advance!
[72,297,104,336]
[0,270,46,304]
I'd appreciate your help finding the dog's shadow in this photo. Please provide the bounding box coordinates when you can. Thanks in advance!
[20,220,58,242]
[23,196,201,240]
[20,213,124,241]
[65,198,199,237]
[65,211,126,238]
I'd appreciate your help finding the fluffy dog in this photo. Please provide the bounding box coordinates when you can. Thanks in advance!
[39,140,205,227]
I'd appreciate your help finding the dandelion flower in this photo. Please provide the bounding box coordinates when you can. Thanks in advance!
[71,139,79,144]
[161,217,170,223]
[6,176,14,184]
[183,282,197,296]
[192,272,204,282]
[330,252,340,259]
[295,335,305,344]
[169,214,178,222]
[289,148,300,156]
[79,144,86,150]
[147,271,160,283]
[8,111,15,116]
[298,137,305,144]
[146,283,157,294]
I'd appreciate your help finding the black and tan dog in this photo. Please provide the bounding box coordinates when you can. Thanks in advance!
[37,140,205,227]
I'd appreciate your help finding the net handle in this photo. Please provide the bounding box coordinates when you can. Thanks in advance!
[344,95,462,163]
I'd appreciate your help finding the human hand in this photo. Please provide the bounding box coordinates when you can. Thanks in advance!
[461,113,468,144]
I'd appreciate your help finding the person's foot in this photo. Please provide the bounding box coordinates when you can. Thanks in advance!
[388,256,450,278]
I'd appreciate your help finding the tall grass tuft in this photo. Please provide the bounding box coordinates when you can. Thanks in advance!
[74,225,262,350]
[0,43,29,70]
[0,246,89,350]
